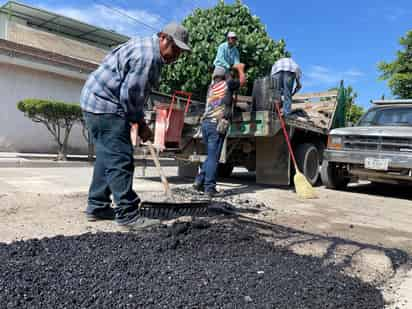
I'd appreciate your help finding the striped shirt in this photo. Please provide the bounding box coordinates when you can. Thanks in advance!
[203,80,240,121]
[271,58,302,81]
[80,35,164,124]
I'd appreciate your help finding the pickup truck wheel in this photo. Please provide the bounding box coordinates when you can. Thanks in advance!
[177,161,199,179]
[320,160,350,189]
[218,163,234,178]
[296,143,320,186]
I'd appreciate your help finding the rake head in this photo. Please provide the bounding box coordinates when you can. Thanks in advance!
[139,200,210,219]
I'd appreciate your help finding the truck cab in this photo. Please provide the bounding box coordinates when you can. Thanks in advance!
[321,100,412,188]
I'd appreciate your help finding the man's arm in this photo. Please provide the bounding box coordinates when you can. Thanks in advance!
[292,68,302,96]
[233,47,240,66]
[292,77,302,96]
[223,79,241,120]
[232,63,246,86]
[119,56,154,126]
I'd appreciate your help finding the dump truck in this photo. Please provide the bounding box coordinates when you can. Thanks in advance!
[145,78,346,186]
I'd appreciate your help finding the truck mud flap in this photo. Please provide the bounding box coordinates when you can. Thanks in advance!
[256,133,291,186]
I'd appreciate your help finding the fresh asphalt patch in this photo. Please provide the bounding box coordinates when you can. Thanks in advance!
[0,220,384,308]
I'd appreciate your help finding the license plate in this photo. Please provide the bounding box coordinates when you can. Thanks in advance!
[364,158,390,171]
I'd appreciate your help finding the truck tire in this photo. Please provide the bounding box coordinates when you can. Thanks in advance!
[177,161,199,179]
[218,163,234,178]
[296,143,320,186]
[320,160,350,190]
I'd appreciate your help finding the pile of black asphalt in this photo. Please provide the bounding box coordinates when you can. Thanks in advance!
[0,220,384,308]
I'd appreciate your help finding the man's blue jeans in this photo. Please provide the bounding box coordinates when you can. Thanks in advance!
[83,112,140,224]
[272,71,296,116]
[195,120,225,193]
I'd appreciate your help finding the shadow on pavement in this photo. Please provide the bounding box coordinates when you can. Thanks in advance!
[343,182,412,201]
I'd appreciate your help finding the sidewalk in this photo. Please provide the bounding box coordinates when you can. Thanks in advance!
[0,153,92,168]
[0,152,178,168]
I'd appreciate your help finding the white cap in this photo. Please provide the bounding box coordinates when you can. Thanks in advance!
[227,31,237,38]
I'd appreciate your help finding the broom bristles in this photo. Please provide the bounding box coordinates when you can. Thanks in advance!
[294,170,318,199]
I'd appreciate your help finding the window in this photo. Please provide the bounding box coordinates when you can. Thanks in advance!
[358,107,412,126]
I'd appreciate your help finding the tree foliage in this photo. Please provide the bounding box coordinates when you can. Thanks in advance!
[17,99,82,160]
[378,30,412,99]
[159,0,289,100]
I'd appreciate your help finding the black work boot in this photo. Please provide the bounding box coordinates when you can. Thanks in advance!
[85,207,116,222]
[192,182,204,193]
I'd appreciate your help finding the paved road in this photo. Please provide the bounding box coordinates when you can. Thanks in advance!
[0,166,411,308]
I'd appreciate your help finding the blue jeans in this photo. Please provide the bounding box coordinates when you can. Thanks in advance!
[272,71,295,116]
[195,120,225,192]
[83,112,140,224]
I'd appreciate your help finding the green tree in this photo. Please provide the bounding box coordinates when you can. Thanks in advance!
[159,0,289,100]
[378,30,412,99]
[17,99,83,160]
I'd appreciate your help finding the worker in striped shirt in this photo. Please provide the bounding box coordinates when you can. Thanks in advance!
[193,66,242,197]
[80,23,191,227]
[271,57,302,117]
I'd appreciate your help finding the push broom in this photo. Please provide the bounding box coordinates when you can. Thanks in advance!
[134,123,209,219]
[274,101,318,199]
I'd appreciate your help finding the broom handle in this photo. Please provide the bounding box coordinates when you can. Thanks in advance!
[274,101,298,169]
[147,141,173,199]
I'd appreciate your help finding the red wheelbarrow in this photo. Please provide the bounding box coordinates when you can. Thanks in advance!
[154,90,192,151]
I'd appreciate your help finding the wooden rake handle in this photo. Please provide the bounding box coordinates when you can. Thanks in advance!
[146,141,173,200]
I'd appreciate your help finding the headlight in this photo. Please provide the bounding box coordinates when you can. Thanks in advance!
[327,135,343,150]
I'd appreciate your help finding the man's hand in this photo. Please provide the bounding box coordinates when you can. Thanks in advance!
[138,123,154,142]
[293,81,302,96]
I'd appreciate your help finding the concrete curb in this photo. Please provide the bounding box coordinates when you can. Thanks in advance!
[0,159,93,168]
[0,156,177,168]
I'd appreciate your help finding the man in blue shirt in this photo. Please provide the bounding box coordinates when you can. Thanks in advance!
[213,31,246,85]
[81,23,191,227]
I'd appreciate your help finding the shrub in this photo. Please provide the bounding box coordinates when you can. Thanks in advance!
[17,99,82,160]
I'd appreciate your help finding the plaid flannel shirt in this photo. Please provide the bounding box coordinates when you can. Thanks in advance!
[271,58,302,81]
[80,35,164,124]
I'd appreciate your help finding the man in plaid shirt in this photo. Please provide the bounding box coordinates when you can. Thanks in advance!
[271,57,302,116]
[81,23,191,227]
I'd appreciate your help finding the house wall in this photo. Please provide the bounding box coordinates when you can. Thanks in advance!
[0,14,7,39]
[0,62,88,154]
[7,21,107,64]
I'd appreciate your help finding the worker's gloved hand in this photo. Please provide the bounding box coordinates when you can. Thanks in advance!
[217,118,230,135]
[138,123,154,142]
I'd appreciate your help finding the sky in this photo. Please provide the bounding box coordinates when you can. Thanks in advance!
[2,0,411,108]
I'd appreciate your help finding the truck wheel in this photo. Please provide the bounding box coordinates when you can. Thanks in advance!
[218,163,234,178]
[320,160,350,190]
[296,143,320,186]
[177,161,199,179]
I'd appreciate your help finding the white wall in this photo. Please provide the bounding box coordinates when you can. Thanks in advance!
[0,62,88,154]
